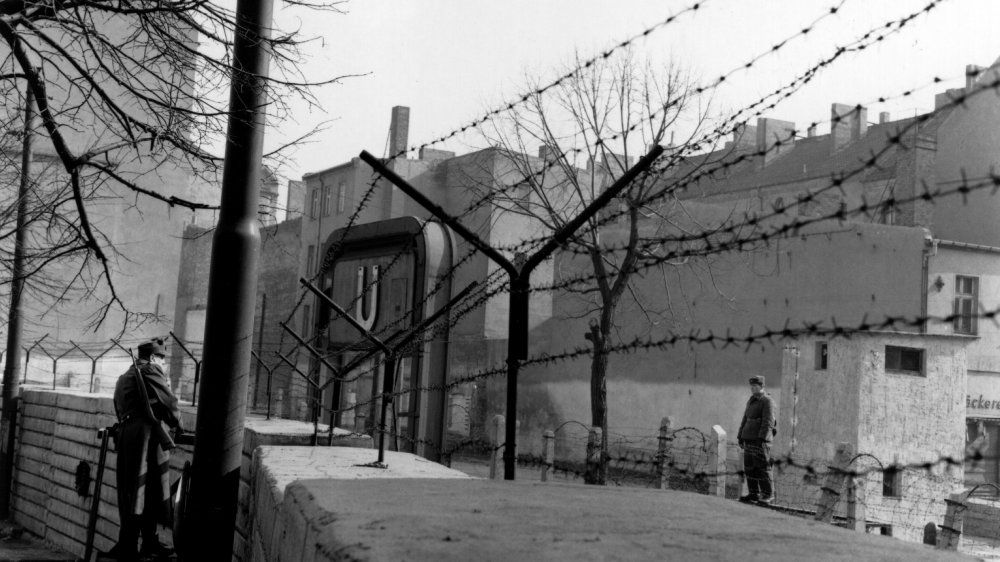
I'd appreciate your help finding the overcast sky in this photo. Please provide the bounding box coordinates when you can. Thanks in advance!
[266,0,1000,183]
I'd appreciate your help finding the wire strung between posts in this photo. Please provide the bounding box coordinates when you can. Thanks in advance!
[278,0,926,341]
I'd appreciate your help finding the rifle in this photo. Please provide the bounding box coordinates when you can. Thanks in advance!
[128,348,176,451]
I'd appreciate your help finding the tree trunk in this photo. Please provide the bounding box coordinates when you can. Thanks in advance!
[585,320,609,485]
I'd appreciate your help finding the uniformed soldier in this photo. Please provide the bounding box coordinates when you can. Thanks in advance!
[106,339,183,562]
[737,375,777,505]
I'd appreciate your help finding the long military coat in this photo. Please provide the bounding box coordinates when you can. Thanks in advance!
[113,362,182,525]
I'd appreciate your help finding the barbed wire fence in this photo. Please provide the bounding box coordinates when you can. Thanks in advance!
[3,0,999,554]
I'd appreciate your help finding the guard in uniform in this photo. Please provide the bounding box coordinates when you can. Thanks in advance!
[737,375,777,505]
[108,339,183,561]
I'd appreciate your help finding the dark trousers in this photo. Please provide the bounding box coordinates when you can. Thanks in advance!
[743,440,773,498]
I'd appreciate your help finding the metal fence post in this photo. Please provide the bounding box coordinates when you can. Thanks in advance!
[937,492,968,550]
[815,442,853,523]
[489,415,505,480]
[541,429,555,482]
[846,472,867,531]
[708,425,727,498]
[361,143,665,480]
[657,416,674,490]
[586,427,603,483]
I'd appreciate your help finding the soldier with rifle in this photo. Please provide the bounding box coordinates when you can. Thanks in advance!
[105,339,184,562]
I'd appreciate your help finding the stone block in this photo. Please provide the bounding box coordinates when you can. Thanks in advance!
[19,430,52,451]
[55,391,103,414]
[13,505,46,538]
[53,440,101,469]
[278,488,308,562]
[21,417,54,436]
[24,390,58,407]
[23,403,58,422]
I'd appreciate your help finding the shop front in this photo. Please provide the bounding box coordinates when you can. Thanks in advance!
[966,372,1000,489]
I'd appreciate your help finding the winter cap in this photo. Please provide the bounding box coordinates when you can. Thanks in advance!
[138,339,166,359]
[748,375,765,386]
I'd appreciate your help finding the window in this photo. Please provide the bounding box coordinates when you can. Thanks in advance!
[954,275,979,335]
[306,244,315,275]
[815,342,828,370]
[337,181,346,214]
[309,189,319,220]
[322,184,331,217]
[885,345,924,375]
[882,466,901,497]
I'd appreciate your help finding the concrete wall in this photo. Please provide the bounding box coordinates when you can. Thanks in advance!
[8,388,371,561]
[245,447,470,562]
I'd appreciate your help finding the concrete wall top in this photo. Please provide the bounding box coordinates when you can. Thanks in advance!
[266,479,969,562]
[254,446,470,503]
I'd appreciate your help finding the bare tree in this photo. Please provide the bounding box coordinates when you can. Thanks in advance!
[0,0,351,334]
[483,50,723,484]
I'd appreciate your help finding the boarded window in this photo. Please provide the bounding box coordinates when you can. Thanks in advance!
[954,275,979,335]
[885,345,924,376]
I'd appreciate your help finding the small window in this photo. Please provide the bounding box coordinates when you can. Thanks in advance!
[322,184,331,217]
[337,181,347,214]
[310,189,319,220]
[882,466,901,497]
[885,345,924,375]
[815,342,828,370]
[954,275,979,335]
[306,244,315,275]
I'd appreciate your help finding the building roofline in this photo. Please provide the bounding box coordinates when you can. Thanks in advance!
[935,238,1000,255]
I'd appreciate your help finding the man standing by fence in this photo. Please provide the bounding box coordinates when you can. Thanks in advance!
[107,339,183,561]
[738,375,777,505]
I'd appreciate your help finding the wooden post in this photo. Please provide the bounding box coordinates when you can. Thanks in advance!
[814,442,853,523]
[657,416,674,490]
[541,430,555,482]
[846,472,866,531]
[937,492,967,550]
[708,425,727,498]
[489,414,505,480]
[586,427,602,483]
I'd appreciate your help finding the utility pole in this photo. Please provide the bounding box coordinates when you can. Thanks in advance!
[182,0,272,558]
[0,85,34,517]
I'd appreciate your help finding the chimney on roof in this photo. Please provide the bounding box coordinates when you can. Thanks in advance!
[879,111,890,124]
[831,103,867,151]
[755,117,795,167]
[807,125,817,138]
[388,106,410,159]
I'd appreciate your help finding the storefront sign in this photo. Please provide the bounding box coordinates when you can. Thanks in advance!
[968,372,1000,418]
